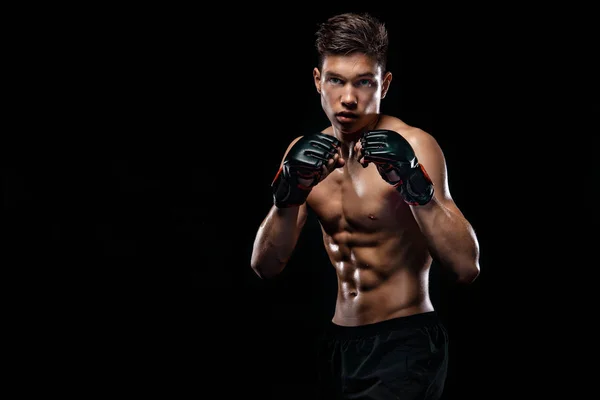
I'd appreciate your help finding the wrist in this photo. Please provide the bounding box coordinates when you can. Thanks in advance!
[398,164,434,206]
[272,176,311,208]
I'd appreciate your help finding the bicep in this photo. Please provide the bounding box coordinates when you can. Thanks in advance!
[278,136,304,168]
[410,132,464,216]
[296,203,309,233]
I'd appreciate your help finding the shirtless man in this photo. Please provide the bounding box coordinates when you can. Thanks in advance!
[251,12,480,399]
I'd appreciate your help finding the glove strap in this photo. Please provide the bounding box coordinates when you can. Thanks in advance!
[397,164,434,206]
[271,166,311,208]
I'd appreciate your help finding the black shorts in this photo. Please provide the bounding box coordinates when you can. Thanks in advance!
[316,311,449,400]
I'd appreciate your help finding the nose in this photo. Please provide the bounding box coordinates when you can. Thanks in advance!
[341,86,358,109]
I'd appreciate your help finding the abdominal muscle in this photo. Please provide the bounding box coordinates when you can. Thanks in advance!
[309,143,435,327]
[323,229,434,327]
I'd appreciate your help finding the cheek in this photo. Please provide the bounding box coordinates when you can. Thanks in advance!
[322,84,343,97]
[320,95,330,111]
[362,93,381,110]
[320,91,336,107]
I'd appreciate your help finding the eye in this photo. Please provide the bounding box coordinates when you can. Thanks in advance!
[328,77,342,84]
[357,79,373,87]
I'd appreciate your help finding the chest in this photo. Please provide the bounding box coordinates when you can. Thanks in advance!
[307,160,408,231]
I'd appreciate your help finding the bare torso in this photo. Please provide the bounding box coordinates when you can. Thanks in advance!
[306,116,434,326]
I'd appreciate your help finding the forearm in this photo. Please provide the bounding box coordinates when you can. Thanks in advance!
[411,198,480,283]
[251,206,304,279]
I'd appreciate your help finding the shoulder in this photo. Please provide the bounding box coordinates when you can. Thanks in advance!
[379,115,440,153]
[282,127,335,157]
[289,126,335,146]
[321,126,334,134]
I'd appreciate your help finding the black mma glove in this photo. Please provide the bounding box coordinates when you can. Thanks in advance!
[271,133,340,208]
[272,133,340,208]
[360,129,434,205]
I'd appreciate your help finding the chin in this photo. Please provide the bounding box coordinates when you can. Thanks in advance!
[338,123,363,135]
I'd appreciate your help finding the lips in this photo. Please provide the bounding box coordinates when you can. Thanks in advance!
[336,112,358,123]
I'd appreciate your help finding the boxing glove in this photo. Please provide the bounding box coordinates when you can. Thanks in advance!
[360,129,434,205]
[272,133,340,208]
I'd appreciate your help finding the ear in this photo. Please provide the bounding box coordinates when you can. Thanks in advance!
[381,71,392,99]
[313,67,322,94]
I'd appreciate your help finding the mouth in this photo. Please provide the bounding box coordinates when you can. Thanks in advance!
[335,112,358,123]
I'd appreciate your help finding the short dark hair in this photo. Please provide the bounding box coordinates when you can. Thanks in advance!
[315,12,388,72]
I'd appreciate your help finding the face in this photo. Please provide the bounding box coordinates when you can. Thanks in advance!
[314,53,391,135]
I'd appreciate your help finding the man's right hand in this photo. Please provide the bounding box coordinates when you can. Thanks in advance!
[272,133,342,208]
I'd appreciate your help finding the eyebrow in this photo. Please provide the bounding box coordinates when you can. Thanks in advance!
[324,71,376,79]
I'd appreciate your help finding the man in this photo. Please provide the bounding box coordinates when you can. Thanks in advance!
[250,12,480,399]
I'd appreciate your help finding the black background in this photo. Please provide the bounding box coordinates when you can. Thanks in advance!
[3,5,593,399]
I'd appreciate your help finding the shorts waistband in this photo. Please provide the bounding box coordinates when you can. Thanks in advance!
[326,311,441,339]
